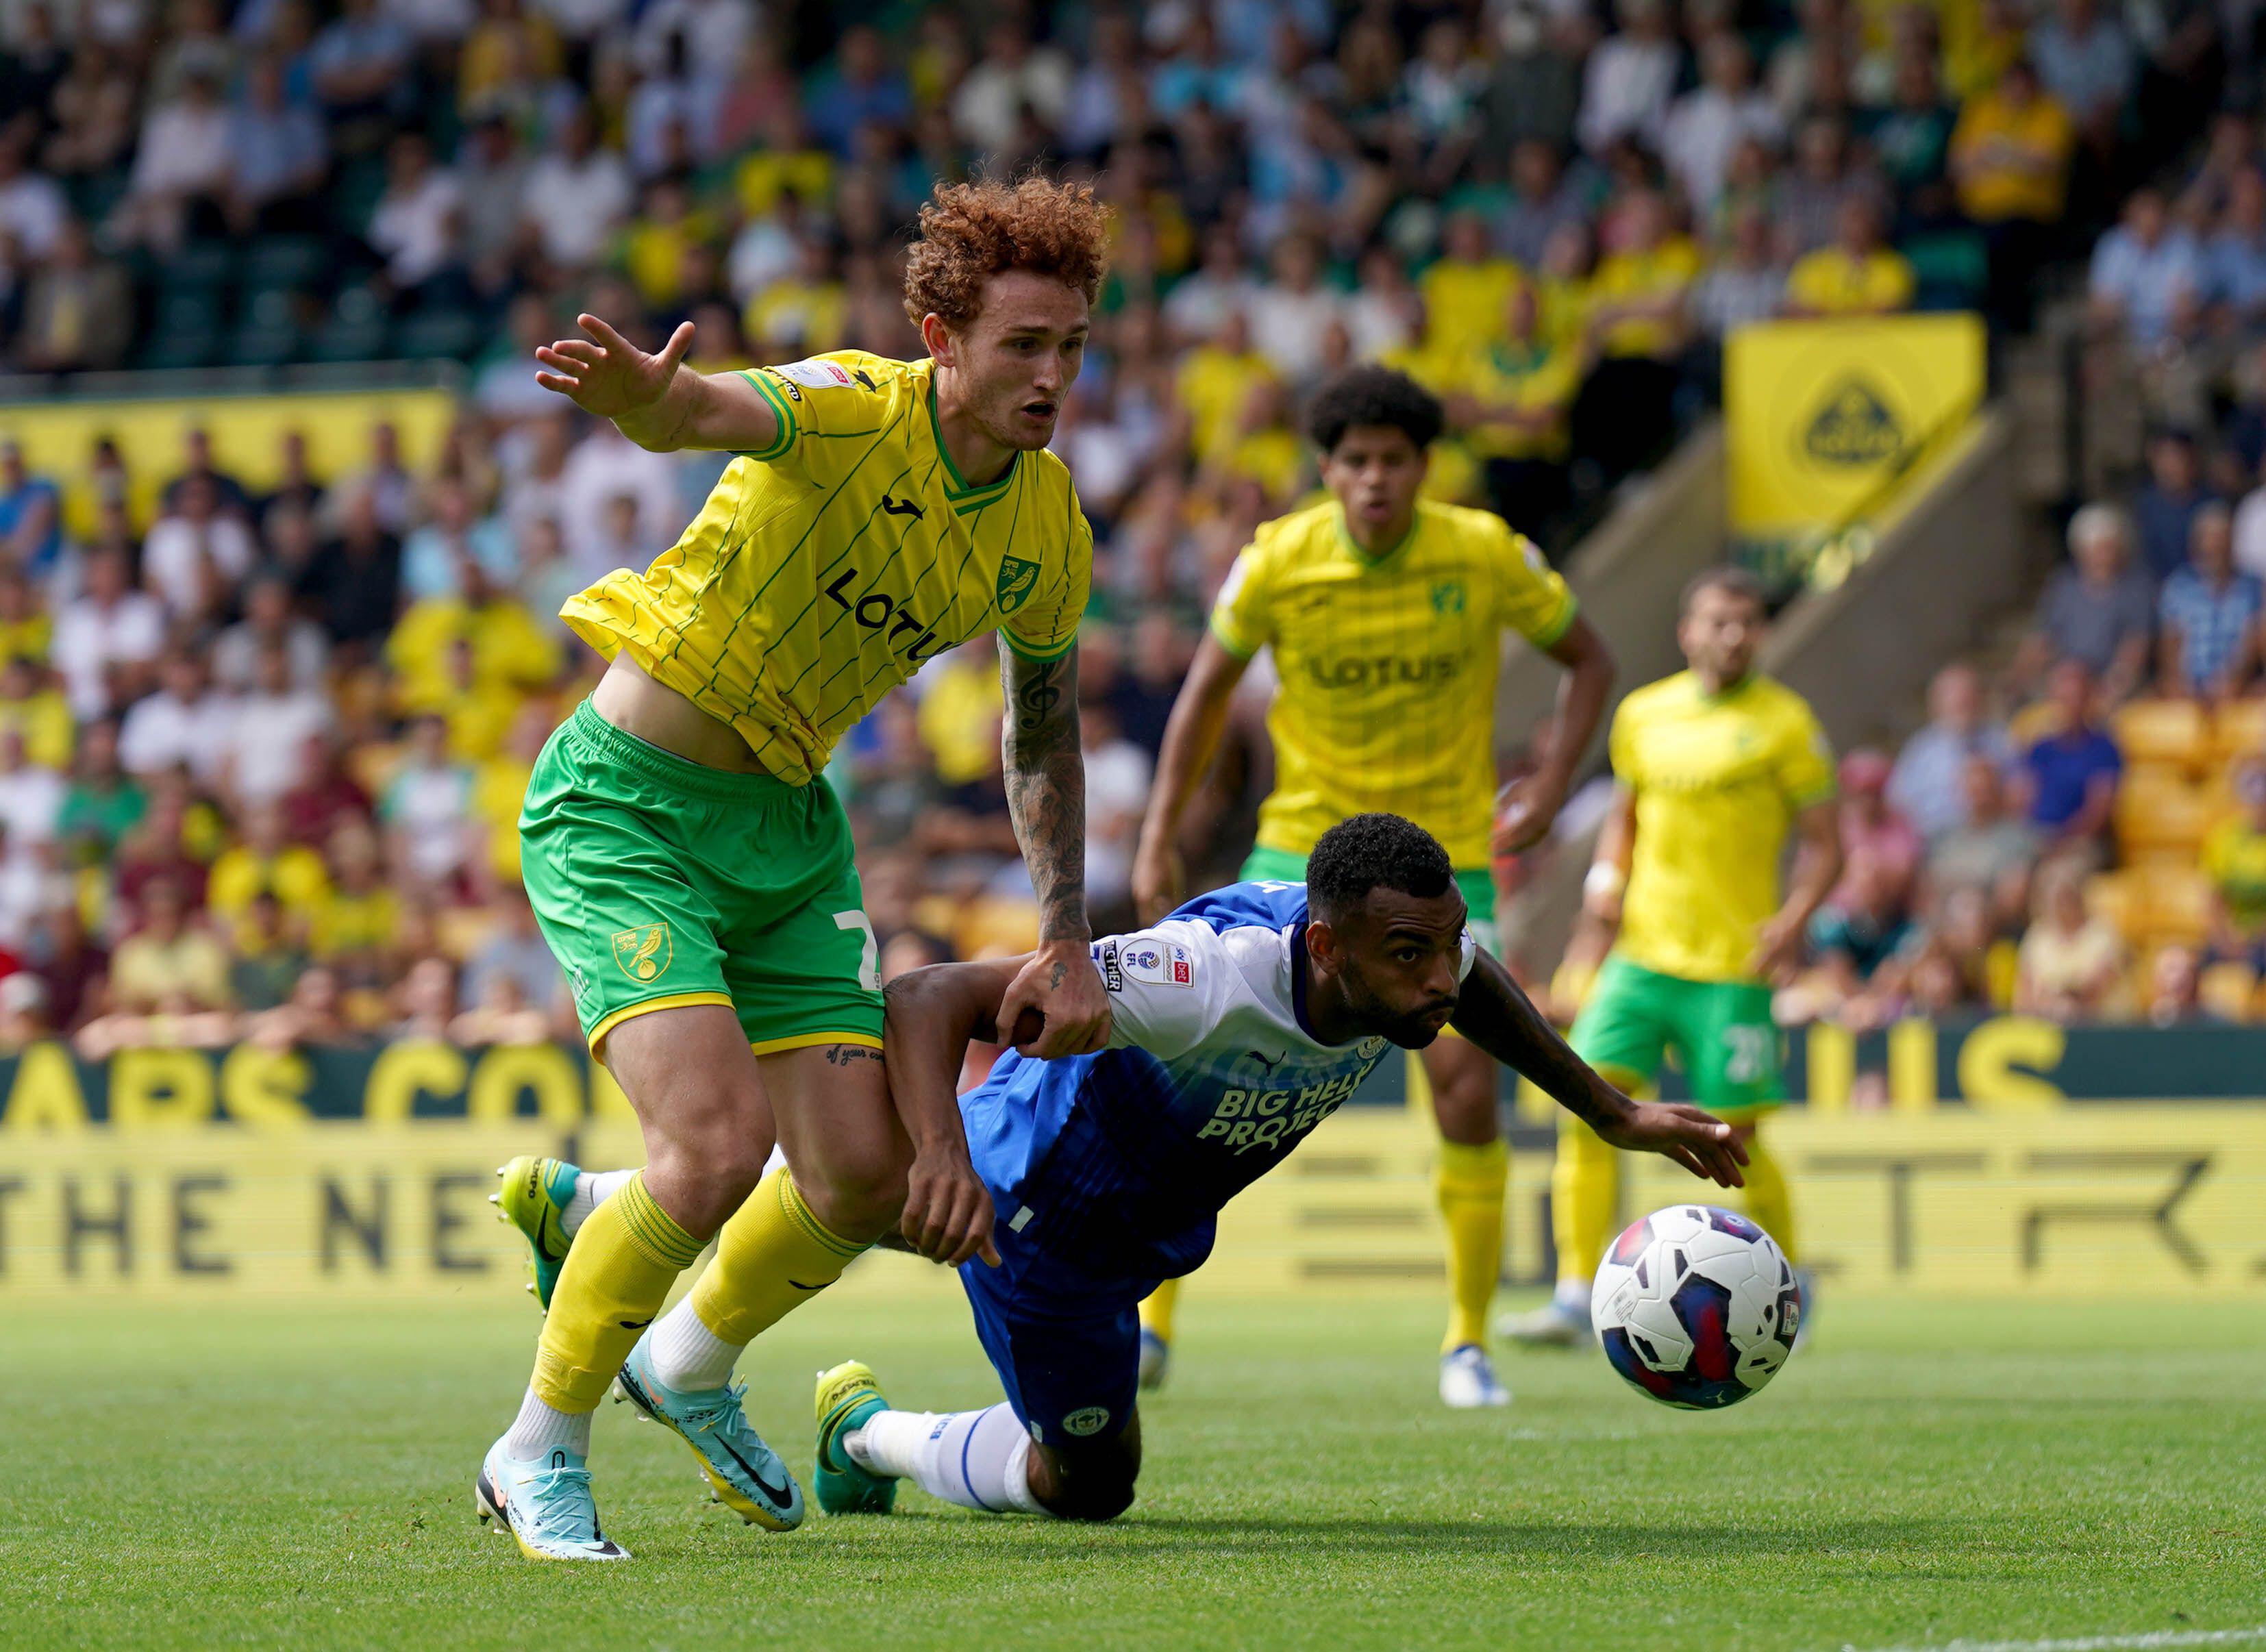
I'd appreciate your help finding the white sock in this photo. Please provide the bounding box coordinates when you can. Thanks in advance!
[560,1167,637,1236]
[849,1403,1046,1516]
[645,1299,741,1392]
[501,1386,592,1460]
[1555,1275,1593,1314]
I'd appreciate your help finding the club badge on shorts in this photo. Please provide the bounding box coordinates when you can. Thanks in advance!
[612,922,672,982]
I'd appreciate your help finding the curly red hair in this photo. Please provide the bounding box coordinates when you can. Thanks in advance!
[901,176,1113,330]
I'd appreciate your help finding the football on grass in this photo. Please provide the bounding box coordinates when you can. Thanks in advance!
[1591,1205,1800,1410]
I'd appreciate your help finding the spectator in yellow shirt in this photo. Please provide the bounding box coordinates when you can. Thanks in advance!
[1175,309,1280,467]
[0,656,73,771]
[0,568,51,666]
[312,818,403,990]
[2204,758,2266,971]
[1950,60,2076,328]
[386,555,558,715]
[1577,189,1700,479]
[619,177,721,312]
[471,700,556,886]
[1208,377,1310,508]
[106,875,231,1014]
[1455,284,1588,544]
[208,800,332,938]
[742,234,847,356]
[916,637,1006,791]
[1784,197,1918,316]
[1421,209,1524,360]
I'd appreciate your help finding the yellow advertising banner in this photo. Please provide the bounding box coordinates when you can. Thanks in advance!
[3,1103,2262,1301]
[0,388,457,538]
[1726,313,1987,542]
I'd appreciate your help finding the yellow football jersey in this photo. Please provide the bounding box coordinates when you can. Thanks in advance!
[1210,499,1576,867]
[563,351,1093,786]
[1610,671,1838,985]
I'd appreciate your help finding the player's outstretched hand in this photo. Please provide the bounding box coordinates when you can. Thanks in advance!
[901,1144,1001,1268]
[1597,1100,1750,1189]
[534,314,693,420]
[998,940,1112,1060]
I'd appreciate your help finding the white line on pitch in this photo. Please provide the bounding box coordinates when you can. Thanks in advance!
[1844,1627,2266,1652]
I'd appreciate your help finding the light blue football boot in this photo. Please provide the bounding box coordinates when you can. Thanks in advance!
[475,1440,629,1562]
[614,1333,805,1531]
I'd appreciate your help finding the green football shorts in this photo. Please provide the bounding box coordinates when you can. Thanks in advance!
[1238,844,1500,955]
[1569,953,1784,1116]
[521,700,884,1059]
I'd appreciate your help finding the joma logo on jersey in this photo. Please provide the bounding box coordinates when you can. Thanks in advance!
[1306,653,1461,688]
[612,923,671,982]
[823,569,947,664]
[1431,581,1465,614]
[996,557,1041,614]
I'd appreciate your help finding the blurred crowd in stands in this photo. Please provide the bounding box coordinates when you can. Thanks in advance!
[0,0,2261,1057]
[1769,492,2266,1036]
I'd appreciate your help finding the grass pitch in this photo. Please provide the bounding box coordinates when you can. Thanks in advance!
[5,1290,2263,1651]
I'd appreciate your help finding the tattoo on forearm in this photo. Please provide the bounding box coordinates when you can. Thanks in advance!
[1001,647,1089,944]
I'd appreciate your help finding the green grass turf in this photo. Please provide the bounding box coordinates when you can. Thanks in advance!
[3,1292,2262,1652]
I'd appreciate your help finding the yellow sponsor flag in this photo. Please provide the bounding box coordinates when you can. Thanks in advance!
[1726,314,1986,545]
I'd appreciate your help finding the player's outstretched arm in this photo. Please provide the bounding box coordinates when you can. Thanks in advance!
[1450,948,1749,1188]
[532,314,781,453]
[1130,631,1251,923]
[997,644,1112,1058]
[880,958,1030,1268]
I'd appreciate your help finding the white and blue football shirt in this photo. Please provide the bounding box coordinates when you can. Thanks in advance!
[958,881,1478,1268]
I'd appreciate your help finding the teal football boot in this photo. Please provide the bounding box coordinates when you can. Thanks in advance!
[813,1360,897,1515]
[491,1155,579,1312]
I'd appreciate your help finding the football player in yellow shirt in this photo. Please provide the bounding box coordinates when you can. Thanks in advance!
[1506,567,1842,1346]
[1130,364,1616,1408]
[473,177,1117,1562]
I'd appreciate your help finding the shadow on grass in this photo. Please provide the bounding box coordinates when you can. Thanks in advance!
[1093,1513,1962,1558]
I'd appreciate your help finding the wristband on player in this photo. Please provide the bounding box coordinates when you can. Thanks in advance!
[1582,862,1626,904]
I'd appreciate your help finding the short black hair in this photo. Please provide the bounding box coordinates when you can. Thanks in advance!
[1304,365,1443,455]
[1306,813,1456,921]
[1679,564,1768,616]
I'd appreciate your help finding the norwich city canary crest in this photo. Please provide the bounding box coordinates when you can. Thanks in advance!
[612,923,671,982]
[996,557,1041,614]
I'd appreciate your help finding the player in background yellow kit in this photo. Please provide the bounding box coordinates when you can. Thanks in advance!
[1130,365,1615,1408]
[474,179,1117,1562]
[1505,567,1841,1347]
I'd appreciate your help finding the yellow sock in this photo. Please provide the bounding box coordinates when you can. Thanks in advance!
[1138,1277,1180,1344]
[688,1166,867,1345]
[1738,1127,1797,1263]
[1435,1137,1508,1351]
[1552,1114,1621,1289]
[532,1171,704,1412]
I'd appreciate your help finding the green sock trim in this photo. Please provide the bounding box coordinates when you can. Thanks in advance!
[618,1173,706,1269]
[778,1172,867,1263]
